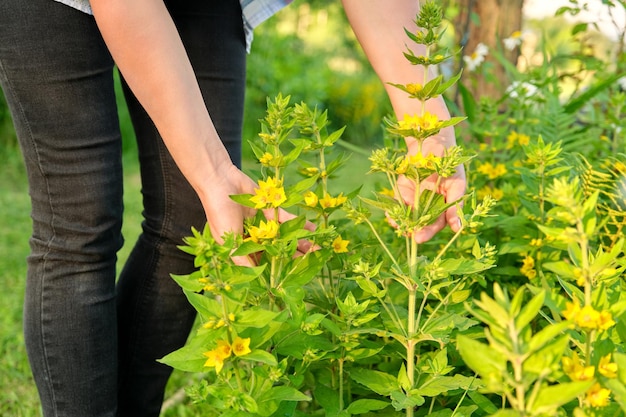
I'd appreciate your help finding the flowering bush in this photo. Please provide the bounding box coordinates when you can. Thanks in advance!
[162,2,626,416]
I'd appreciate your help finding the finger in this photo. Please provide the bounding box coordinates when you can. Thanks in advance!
[231,254,255,267]
[413,214,446,244]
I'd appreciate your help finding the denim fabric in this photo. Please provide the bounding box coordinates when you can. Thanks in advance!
[0,0,246,415]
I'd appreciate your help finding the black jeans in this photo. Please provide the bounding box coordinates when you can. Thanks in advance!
[0,0,246,415]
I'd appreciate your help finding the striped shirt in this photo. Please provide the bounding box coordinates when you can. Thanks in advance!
[53,0,292,51]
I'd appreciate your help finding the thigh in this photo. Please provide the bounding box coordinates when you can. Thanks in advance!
[0,0,124,259]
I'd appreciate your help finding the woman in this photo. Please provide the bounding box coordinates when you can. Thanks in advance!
[0,0,465,415]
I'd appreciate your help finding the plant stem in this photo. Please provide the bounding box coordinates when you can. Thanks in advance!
[364,218,401,269]
[407,289,417,417]
[339,358,345,411]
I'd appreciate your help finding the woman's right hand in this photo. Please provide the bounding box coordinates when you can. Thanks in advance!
[200,164,315,266]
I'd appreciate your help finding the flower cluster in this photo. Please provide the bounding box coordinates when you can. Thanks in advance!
[562,299,615,331]
[562,351,595,381]
[246,219,279,243]
[506,131,530,149]
[250,177,287,209]
[476,185,504,201]
[303,191,347,209]
[519,255,536,279]
[203,337,252,374]
[476,161,507,180]
[395,112,443,138]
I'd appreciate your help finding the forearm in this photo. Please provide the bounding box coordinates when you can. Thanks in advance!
[341,0,452,143]
[90,0,232,197]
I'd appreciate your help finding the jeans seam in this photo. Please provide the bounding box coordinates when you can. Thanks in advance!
[0,58,60,416]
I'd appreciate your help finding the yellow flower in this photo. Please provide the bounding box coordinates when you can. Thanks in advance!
[598,354,618,378]
[397,112,442,132]
[477,162,507,180]
[562,352,595,381]
[332,236,350,253]
[380,188,395,198]
[303,191,319,207]
[576,305,602,330]
[250,177,287,209]
[405,83,423,95]
[259,152,274,165]
[517,133,530,146]
[614,161,626,173]
[477,186,504,201]
[520,255,536,280]
[246,219,279,243]
[563,298,581,321]
[598,311,616,331]
[319,192,347,209]
[203,340,232,373]
[507,131,531,148]
[232,336,251,357]
[407,151,438,170]
[585,383,611,408]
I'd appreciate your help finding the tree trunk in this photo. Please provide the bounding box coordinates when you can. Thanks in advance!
[454,0,524,101]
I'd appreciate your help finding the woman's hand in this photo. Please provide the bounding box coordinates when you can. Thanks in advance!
[199,164,315,266]
[396,129,466,243]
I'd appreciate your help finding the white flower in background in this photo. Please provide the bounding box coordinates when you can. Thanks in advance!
[506,81,538,100]
[503,30,527,51]
[618,76,626,91]
[463,42,489,72]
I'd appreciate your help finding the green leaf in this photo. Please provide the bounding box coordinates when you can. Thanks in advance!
[457,83,477,123]
[349,368,400,396]
[158,342,208,373]
[231,240,264,257]
[183,291,222,319]
[605,377,626,413]
[415,374,477,397]
[281,139,306,165]
[523,334,569,375]
[345,399,389,415]
[230,193,256,208]
[542,261,577,280]
[468,391,498,414]
[473,295,509,328]
[529,381,593,414]
[234,309,282,329]
[314,383,340,415]
[571,22,588,35]
[528,321,571,352]
[439,257,494,275]
[323,126,346,147]
[436,70,463,95]
[281,249,331,289]
[456,335,506,386]
[514,290,544,330]
[390,389,425,411]
[227,264,267,285]
[490,411,521,417]
[170,272,205,293]
[241,349,278,367]
[259,385,310,403]
[564,72,625,113]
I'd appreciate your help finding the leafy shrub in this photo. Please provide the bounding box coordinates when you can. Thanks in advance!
[164,2,626,416]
